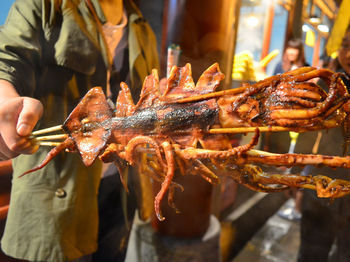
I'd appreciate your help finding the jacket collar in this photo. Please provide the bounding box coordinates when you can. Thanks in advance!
[90,0,143,24]
[85,0,145,69]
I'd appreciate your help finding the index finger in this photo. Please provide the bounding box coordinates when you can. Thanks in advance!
[16,97,43,136]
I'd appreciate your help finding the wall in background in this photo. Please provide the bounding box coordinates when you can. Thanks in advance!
[0,0,14,25]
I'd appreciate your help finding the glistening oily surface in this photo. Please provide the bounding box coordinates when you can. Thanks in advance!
[26,63,350,220]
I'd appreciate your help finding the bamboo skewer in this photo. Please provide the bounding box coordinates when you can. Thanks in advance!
[31,134,68,141]
[37,141,63,147]
[312,131,322,154]
[31,125,63,136]
[246,149,281,156]
[208,126,299,134]
[29,119,309,150]
[29,125,66,147]
[176,86,248,103]
[29,125,298,148]
[31,125,303,138]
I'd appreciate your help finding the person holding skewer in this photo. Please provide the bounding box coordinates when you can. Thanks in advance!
[0,0,159,261]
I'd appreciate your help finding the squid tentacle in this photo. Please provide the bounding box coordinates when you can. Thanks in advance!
[231,164,350,198]
[175,128,259,161]
[270,73,346,120]
[19,138,75,177]
[140,160,184,192]
[124,136,166,168]
[154,141,175,221]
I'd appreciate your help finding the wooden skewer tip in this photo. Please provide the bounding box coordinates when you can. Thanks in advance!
[208,126,297,134]
[33,134,68,141]
[37,141,62,147]
[31,125,63,136]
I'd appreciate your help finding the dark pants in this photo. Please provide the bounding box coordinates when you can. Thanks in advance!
[298,192,350,262]
[92,167,137,262]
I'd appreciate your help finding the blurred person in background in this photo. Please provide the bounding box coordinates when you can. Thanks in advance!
[273,38,309,75]
[0,0,159,261]
[271,38,309,221]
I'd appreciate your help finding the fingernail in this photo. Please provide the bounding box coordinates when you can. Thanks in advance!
[17,124,31,135]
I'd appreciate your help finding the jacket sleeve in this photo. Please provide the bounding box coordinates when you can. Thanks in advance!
[0,0,44,96]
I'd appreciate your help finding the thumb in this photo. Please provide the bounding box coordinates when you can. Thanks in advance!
[16,98,43,136]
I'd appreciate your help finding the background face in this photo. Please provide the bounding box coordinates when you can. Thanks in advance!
[339,33,350,75]
[285,47,300,63]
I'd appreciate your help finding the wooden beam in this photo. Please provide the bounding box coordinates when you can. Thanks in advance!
[261,3,275,65]
[314,0,336,19]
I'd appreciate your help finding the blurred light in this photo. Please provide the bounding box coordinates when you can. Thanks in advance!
[331,51,338,59]
[305,30,316,47]
[302,24,311,32]
[317,24,329,33]
[245,15,259,27]
[308,15,321,26]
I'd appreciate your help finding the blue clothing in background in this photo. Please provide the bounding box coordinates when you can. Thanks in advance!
[0,1,14,25]
[273,62,284,75]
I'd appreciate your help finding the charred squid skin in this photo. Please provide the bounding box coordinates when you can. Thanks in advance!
[111,101,219,135]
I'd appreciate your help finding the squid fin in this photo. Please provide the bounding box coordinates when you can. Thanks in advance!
[162,63,196,100]
[134,69,161,110]
[162,63,225,102]
[116,82,136,117]
[196,63,225,93]
[63,87,113,166]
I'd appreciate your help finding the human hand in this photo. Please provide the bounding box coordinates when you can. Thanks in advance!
[0,84,43,160]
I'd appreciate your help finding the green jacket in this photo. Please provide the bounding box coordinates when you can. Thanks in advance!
[0,0,159,261]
